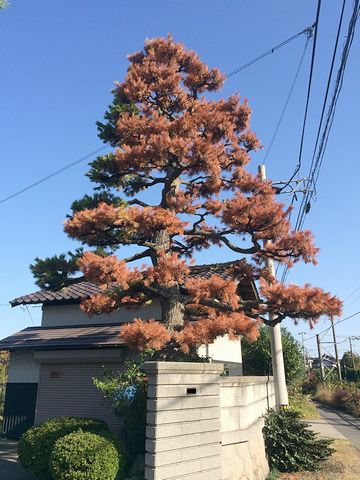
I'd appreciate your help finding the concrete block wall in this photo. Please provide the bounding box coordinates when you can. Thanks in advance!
[220,376,275,480]
[144,362,223,480]
[220,376,275,443]
[144,362,275,480]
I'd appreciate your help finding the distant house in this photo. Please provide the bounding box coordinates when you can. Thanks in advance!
[0,260,258,439]
[311,354,337,369]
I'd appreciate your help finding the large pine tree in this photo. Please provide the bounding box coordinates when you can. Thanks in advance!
[32,36,341,355]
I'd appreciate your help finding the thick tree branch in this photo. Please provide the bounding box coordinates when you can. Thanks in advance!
[123,249,152,263]
[184,229,258,254]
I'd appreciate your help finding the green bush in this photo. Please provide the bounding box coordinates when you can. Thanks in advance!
[18,417,109,480]
[94,354,150,465]
[263,409,334,472]
[50,430,121,480]
[242,326,305,382]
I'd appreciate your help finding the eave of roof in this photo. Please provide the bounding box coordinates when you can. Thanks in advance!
[10,259,258,307]
[0,324,125,351]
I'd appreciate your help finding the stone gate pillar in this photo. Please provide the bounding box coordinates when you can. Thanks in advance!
[144,361,223,480]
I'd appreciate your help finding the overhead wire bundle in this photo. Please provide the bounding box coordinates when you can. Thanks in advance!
[280,0,360,283]
[0,25,313,206]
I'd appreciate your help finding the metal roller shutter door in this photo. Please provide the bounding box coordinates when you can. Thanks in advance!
[35,362,122,434]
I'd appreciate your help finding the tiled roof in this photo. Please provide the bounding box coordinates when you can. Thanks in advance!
[0,324,125,351]
[10,260,257,307]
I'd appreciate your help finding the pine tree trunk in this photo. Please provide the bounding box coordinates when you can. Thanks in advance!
[152,229,185,330]
[161,293,185,330]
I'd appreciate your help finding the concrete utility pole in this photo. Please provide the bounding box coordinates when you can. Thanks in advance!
[299,332,307,374]
[349,336,355,371]
[331,317,342,381]
[316,334,325,381]
[258,164,288,409]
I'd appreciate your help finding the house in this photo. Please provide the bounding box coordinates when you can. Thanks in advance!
[0,260,258,439]
[311,354,337,370]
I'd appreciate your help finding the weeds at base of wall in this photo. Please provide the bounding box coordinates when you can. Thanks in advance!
[267,469,280,480]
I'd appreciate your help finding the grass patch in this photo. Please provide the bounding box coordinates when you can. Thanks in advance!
[278,439,360,480]
[289,393,320,419]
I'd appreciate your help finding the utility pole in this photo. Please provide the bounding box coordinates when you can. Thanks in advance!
[331,317,342,381]
[349,336,355,371]
[299,332,307,374]
[258,164,288,409]
[316,334,325,381]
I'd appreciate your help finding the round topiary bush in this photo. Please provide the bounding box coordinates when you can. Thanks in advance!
[50,430,121,480]
[18,417,109,480]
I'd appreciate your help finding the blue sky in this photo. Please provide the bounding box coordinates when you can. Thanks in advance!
[1,1,359,359]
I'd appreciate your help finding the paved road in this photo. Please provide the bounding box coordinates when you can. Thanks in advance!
[309,404,360,450]
[0,439,34,480]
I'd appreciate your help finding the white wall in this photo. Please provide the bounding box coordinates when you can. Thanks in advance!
[198,335,243,374]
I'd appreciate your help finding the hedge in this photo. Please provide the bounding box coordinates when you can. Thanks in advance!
[50,429,121,480]
[18,417,109,480]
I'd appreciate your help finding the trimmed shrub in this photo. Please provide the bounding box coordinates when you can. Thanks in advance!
[50,430,121,480]
[18,417,109,480]
[263,409,334,472]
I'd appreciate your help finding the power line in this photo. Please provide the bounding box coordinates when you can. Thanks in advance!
[294,0,352,234]
[225,25,314,79]
[0,26,313,207]
[343,284,360,303]
[336,309,360,326]
[301,0,347,198]
[343,292,360,311]
[279,0,322,193]
[0,145,108,205]
[304,309,360,343]
[263,31,312,164]
[281,0,359,283]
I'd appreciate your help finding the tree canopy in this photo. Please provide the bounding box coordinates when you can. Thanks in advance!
[341,350,360,370]
[31,36,341,356]
[242,326,304,382]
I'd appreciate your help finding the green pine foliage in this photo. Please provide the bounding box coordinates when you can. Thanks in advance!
[96,92,139,147]
[50,430,121,480]
[69,192,126,216]
[263,409,334,472]
[18,417,110,480]
[30,250,84,289]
